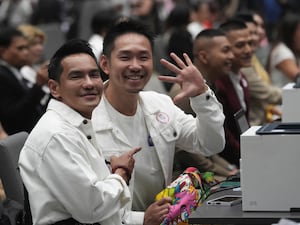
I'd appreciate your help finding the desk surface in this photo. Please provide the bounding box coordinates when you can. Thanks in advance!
[189,189,300,225]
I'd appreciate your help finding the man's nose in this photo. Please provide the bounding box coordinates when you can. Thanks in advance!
[228,51,234,60]
[129,58,142,70]
[83,75,94,87]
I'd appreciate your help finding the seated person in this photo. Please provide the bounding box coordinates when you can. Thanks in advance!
[18,39,146,225]
[268,13,300,88]
[217,19,252,167]
[170,28,238,178]
[92,18,225,225]
[0,27,48,134]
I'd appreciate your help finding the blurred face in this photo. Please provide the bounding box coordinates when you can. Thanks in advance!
[253,14,266,42]
[100,33,153,95]
[246,22,259,49]
[226,29,253,73]
[1,36,29,68]
[28,36,44,65]
[196,3,210,23]
[206,36,234,79]
[48,53,103,119]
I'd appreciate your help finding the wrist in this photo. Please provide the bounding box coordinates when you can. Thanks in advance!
[112,166,131,184]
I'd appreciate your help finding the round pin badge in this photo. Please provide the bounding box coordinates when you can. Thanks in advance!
[156,112,169,124]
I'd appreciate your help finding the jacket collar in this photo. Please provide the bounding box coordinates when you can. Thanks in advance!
[47,99,89,127]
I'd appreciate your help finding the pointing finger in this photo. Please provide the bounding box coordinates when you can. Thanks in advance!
[129,147,142,156]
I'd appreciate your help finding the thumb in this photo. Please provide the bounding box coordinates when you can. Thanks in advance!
[173,92,187,105]
[156,197,172,205]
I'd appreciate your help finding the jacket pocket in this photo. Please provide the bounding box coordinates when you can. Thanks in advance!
[160,124,179,142]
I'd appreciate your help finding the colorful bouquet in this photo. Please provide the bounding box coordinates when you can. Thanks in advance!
[155,167,214,225]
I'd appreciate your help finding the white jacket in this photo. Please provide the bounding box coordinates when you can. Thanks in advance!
[92,89,225,225]
[19,99,131,225]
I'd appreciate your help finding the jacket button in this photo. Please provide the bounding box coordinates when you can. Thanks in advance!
[173,131,177,137]
[83,120,88,124]
[206,95,210,100]
[87,135,92,140]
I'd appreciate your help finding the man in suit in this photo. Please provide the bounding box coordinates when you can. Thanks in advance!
[235,12,282,125]
[0,27,48,134]
[169,28,239,178]
[216,19,253,167]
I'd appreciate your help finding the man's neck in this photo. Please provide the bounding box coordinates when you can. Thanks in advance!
[197,66,210,81]
[105,86,138,116]
[198,66,221,84]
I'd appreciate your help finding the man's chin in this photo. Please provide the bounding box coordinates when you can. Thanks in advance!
[242,62,252,68]
[128,89,143,94]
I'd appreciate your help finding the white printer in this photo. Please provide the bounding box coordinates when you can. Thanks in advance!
[282,82,300,122]
[240,124,300,211]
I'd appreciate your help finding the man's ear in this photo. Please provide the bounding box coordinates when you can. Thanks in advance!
[99,55,110,76]
[48,79,61,99]
[198,50,208,64]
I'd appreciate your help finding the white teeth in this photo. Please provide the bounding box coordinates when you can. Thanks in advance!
[126,75,142,80]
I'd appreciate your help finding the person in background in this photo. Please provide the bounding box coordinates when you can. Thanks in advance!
[153,2,193,92]
[92,18,225,225]
[217,19,252,167]
[170,28,238,179]
[0,27,48,135]
[235,12,282,125]
[19,39,145,225]
[88,8,120,82]
[0,0,33,27]
[18,24,51,108]
[268,13,300,88]
[187,0,211,40]
[129,0,162,35]
[253,11,271,68]
[88,9,120,62]
[30,0,63,25]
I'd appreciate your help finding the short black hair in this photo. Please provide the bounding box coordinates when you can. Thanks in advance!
[219,18,248,33]
[193,28,226,55]
[102,17,155,58]
[90,9,119,34]
[234,12,257,25]
[195,28,226,40]
[0,27,24,48]
[48,39,99,81]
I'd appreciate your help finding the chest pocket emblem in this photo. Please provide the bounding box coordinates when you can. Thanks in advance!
[156,112,169,124]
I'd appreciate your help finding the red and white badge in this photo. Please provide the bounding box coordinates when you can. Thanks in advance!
[156,112,169,124]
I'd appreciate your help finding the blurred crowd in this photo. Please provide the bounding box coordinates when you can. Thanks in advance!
[1,0,300,39]
[0,0,299,64]
[1,0,300,192]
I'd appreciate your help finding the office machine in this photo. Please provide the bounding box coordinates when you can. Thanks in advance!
[282,83,300,122]
[240,124,300,211]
